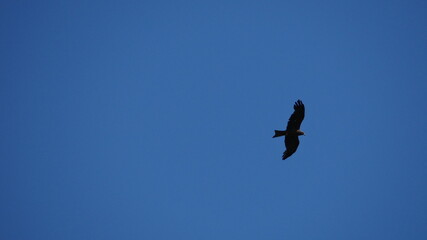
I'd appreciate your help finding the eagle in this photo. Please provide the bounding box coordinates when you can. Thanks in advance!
[273,99,305,160]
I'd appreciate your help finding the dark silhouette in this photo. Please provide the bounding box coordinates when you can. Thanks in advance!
[273,100,305,160]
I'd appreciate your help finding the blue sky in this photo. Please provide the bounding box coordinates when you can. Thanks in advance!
[1,1,427,239]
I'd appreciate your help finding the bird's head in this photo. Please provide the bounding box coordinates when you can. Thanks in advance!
[297,130,305,136]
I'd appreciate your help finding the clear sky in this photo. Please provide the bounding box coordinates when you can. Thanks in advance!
[1,1,427,239]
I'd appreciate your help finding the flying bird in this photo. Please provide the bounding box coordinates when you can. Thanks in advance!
[273,99,305,160]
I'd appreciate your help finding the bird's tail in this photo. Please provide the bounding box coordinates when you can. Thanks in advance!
[272,130,287,138]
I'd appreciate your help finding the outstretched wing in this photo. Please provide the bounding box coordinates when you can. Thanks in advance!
[282,136,300,160]
[286,99,305,131]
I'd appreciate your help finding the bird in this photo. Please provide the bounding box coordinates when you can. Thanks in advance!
[273,99,305,160]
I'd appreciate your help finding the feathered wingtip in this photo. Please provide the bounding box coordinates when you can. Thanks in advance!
[282,150,295,160]
[294,99,304,109]
[282,152,288,160]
